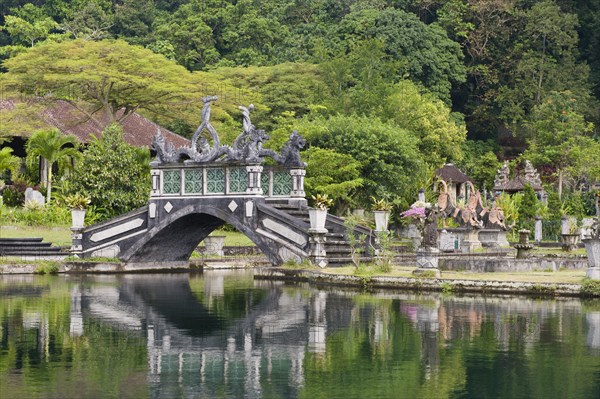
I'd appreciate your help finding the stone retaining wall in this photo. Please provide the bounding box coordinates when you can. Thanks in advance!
[254,268,587,297]
[439,257,588,272]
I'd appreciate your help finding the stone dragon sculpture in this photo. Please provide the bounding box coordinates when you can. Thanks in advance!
[151,95,306,167]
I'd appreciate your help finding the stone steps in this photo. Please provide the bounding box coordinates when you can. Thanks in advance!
[270,202,373,266]
[0,238,65,257]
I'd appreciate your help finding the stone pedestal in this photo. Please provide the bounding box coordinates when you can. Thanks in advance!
[309,232,327,268]
[70,227,84,258]
[514,229,534,259]
[583,238,600,280]
[561,234,580,252]
[413,247,441,277]
[478,229,510,248]
[438,229,459,252]
[461,229,482,253]
[204,236,226,256]
[534,217,543,243]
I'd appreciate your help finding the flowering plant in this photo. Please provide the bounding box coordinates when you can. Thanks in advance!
[400,201,431,220]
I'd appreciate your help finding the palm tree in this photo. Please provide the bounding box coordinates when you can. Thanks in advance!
[0,147,20,177]
[26,129,81,204]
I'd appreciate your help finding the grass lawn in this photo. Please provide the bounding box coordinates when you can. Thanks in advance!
[0,224,72,246]
[323,265,587,284]
[0,224,254,247]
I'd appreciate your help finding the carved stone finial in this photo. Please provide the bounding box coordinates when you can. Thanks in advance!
[238,104,255,134]
[523,160,542,187]
[494,161,510,188]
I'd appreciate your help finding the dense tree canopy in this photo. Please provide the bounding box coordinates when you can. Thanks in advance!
[2,39,192,123]
[0,0,598,215]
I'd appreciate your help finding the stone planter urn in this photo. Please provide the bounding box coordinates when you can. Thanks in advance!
[561,233,580,251]
[373,210,390,232]
[583,238,600,279]
[204,236,226,256]
[71,209,86,229]
[308,208,328,233]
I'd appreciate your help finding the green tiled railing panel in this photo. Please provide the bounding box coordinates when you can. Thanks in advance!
[272,171,292,196]
[229,167,248,193]
[163,170,181,194]
[184,169,203,193]
[261,172,270,195]
[206,168,226,193]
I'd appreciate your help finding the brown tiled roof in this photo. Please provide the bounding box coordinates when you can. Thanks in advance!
[436,163,471,183]
[1,99,190,149]
[495,175,543,192]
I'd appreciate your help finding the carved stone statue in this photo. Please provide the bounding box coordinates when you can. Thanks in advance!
[422,205,440,247]
[151,130,178,164]
[149,94,307,167]
[260,130,307,167]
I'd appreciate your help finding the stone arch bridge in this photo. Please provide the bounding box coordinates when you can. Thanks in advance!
[72,97,372,268]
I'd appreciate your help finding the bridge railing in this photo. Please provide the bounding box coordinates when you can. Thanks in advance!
[150,164,305,199]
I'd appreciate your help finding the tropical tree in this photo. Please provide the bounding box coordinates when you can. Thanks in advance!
[523,91,594,199]
[302,147,364,215]
[295,113,427,209]
[25,129,80,203]
[3,39,193,124]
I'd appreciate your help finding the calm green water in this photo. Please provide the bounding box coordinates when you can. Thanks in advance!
[1,271,599,399]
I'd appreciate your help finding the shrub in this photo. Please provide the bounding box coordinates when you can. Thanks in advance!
[34,261,60,275]
[581,278,600,297]
[64,124,151,220]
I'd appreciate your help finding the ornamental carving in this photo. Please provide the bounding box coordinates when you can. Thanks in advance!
[151,96,306,167]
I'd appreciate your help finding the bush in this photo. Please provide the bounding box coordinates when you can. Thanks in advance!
[581,278,600,297]
[518,184,538,231]
[34,261,60,275]
[2,204,70,226]
[2,185,24,207]
[64,124,151,220]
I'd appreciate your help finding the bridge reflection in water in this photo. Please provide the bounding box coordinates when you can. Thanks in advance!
[2,271,600,397]
[57,271,600,398]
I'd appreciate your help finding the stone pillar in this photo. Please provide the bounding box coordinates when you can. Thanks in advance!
[534,217,543,243]
[309,231,327,268]
[246,165,263,194]
[70,227,84,258]
[290,168,306,197]
[151,169,161,197]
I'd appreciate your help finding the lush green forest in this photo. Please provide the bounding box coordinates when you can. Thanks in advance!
[1,0,599,215]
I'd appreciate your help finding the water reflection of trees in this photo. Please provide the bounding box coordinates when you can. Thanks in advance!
[1,274,600,399]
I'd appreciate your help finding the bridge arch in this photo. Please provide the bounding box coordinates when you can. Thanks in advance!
[75,97,372,267]
[121,202,282,265]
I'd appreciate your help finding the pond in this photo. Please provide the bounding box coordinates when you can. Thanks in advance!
[1,270,599,399]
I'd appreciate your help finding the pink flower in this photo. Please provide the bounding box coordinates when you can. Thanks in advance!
[400,207,426,219]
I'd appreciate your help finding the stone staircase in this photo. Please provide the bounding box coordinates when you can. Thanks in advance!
[266,199,374,266]
[0,238,66,258]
